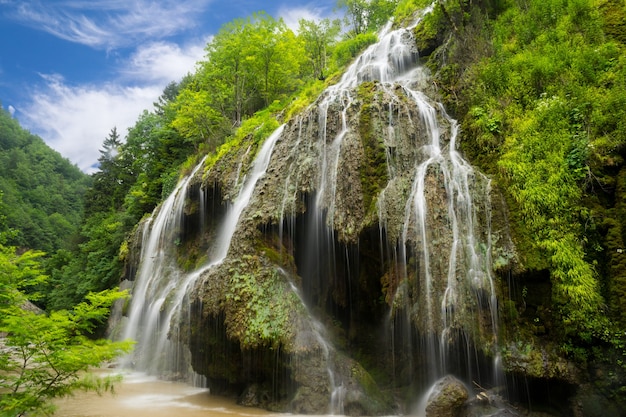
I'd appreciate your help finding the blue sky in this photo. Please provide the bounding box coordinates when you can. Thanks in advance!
[0,0,339,172]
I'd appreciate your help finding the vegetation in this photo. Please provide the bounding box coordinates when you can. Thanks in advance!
[0,197,133,417]
[409,0,626,383]
[0,2,399,361]
[10,0,626,411]
[0,106,90,253]
[338,0,398,35]
[225,256,302,349]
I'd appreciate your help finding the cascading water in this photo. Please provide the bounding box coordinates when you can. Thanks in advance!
[115,4,509,415]
[119,125,284,383]
[277,4,502,409]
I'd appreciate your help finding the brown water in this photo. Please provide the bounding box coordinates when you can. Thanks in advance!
[55,372,307,417]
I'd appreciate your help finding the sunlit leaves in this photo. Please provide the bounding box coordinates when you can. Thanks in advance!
[458,0,626,338]
[337,0,397,36]
[298,18,342,80]
[197,13,306,126]
[170,89,229,151]
[0,244,133,417]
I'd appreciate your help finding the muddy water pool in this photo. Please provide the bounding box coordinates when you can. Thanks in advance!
[55,371,299,417]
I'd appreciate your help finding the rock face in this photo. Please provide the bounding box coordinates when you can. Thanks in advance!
[425,376,469,417]
[115,11,518,416]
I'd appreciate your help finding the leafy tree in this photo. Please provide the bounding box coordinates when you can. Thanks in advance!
[298,18,342,80]
[337,0,397,35]
[154,80,185,116]
[199,17,256,126]
[246,14,306,106]
[0,210,132,416]
[84,128,127,217]
[170,89,230,151]
[198,13,306,126]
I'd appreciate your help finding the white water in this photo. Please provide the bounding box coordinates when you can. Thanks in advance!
[301,3,499,394]
[282,270,345,416]
[313,15,426,225]
[372,14,499,388]
[117,3,501,412]
[119,125,284,382]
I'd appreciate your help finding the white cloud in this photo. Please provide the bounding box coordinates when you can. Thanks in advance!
[14,21,209,173]
[120,40,208,84]
[20,74,162,173]
[8,105,15,116]
[9,0,213,49]
[278,3,338,31]
[279,7,321,31]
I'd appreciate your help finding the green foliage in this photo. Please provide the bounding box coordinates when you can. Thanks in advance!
[394,0,434,23]
[0,106,90,252]
[298,18,342,80]
[204,106,281,176]
[332,32,379,68]
[337,0,398,36]
[225,255,301,349]
[0,243,132,417]
[197,12,307,126]
[422,0,626,344]
[473,0,623,338]
[284,79,327,121]
[170,89,229,152]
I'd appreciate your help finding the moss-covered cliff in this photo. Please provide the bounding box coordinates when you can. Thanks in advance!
[407,0,626,413]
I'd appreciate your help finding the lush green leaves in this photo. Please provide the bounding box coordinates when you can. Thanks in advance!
[298,18,342,80]
[0,107,90,252]
[197,13,307,126]
[424,0,626,341]
[337,0,397,35]
[0,242,132,417]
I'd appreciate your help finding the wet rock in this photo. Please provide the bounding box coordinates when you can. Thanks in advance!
[425,375,469,417]
[238,383,271,408]
[463,389,521,417]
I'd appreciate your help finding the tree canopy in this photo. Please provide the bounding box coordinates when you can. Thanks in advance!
[0,106,90,253]
[0,196,133,416]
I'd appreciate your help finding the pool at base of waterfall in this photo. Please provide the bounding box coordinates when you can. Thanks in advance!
[55,370,278,417]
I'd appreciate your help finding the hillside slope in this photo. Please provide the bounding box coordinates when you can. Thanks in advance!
[0,105,90,252]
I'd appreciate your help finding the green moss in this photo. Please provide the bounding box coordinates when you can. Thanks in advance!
[411,3,447,57]
[203,109,280,177]
[332,33,378,68]
[284,79,326,121]
[225,255,303,349]
[356,82,389,215]
[604,169,626,327]
[394,0,434,25]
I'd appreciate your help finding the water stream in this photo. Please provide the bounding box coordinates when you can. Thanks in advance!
[113,3,503,414]
[285,3,500,394]
[119,126,285,383]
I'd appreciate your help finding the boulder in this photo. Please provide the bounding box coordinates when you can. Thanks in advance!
[425,375,469,417]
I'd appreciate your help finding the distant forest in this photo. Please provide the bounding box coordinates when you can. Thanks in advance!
[0,106,90,253]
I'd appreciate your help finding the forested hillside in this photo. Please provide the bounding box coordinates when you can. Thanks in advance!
[0,106,90,253]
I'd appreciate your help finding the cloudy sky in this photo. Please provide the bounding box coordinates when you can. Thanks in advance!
[0,0,338,172]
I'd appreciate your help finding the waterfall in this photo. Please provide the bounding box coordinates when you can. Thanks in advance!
[288,3,500,401]
[115,4,504,413]
[119,125,284,383]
